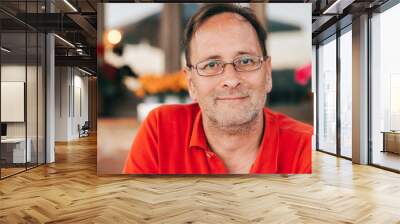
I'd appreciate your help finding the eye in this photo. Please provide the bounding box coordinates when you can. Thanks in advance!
[238,57,255,65]
[206,61,217,68]
[200,60,221,70]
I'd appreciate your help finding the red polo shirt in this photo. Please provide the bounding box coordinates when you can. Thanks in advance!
[123,103,313,174]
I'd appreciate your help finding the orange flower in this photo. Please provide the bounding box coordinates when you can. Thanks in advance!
[133,69,188,98]
[134,88,145,98]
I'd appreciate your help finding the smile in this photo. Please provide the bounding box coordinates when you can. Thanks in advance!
[216,96,249,101]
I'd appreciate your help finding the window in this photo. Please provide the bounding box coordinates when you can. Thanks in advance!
[370,2,400,171]
[0,1,46,179]
[317,36,337,154]
[339,28,352,158]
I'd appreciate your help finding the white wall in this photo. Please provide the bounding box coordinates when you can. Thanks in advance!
[1,65,26,140]
[54,67,89,141]
[1,64,46,163]
[1,65,35,138]
[70,72,89,139]
[55,66,70,141]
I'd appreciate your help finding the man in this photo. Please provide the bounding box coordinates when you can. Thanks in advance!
[123,3,313,174]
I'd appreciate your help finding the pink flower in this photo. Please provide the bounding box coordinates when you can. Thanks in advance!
[295,63,311,86]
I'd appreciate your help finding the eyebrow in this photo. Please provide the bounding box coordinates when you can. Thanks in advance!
[199,55,222,62]
[198,50,259,62]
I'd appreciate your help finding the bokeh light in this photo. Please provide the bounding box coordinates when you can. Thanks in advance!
[107,29,122,45]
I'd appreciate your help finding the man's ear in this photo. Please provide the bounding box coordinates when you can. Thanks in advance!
[184,67,198,102]
[264,56,272,93]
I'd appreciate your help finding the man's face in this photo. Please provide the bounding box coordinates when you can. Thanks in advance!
[186,13,272,129]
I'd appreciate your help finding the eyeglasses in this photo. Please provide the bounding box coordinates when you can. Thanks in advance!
[188,55,267,77]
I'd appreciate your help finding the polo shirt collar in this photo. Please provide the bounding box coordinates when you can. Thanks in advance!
[189,110,209,150]
[251,108,279,173]
[189,108,279,173]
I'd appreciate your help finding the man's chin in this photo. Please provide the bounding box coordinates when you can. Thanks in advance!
[215,100,251,111]
[213,112,257,127]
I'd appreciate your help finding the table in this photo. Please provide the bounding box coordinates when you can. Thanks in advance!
[1,138,31,164]
[381,131,400,154]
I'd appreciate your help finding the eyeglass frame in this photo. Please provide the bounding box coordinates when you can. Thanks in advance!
[187,55,269,77]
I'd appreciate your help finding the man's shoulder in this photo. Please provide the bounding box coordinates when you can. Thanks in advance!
[265,108,313,136]
[149,103,200,121]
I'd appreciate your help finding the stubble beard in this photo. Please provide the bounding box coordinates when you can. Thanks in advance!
[200,91,267,135]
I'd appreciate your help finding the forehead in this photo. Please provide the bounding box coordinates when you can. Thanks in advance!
[190,12,262,62]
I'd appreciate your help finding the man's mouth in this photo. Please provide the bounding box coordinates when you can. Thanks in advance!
[216,96,249,101]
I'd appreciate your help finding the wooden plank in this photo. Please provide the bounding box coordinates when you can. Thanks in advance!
[0,135,400,223]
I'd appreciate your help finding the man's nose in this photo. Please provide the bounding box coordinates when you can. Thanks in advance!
[221,63,241,88]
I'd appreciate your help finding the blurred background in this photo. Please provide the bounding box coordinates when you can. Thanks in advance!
[97,3,312,174]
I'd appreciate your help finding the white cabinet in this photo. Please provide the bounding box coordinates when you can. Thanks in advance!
[1,138,32,163]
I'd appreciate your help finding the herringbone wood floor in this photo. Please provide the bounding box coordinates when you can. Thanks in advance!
[1,135,400,223]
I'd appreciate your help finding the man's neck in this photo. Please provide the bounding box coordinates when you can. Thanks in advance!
[202,111,265,173]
